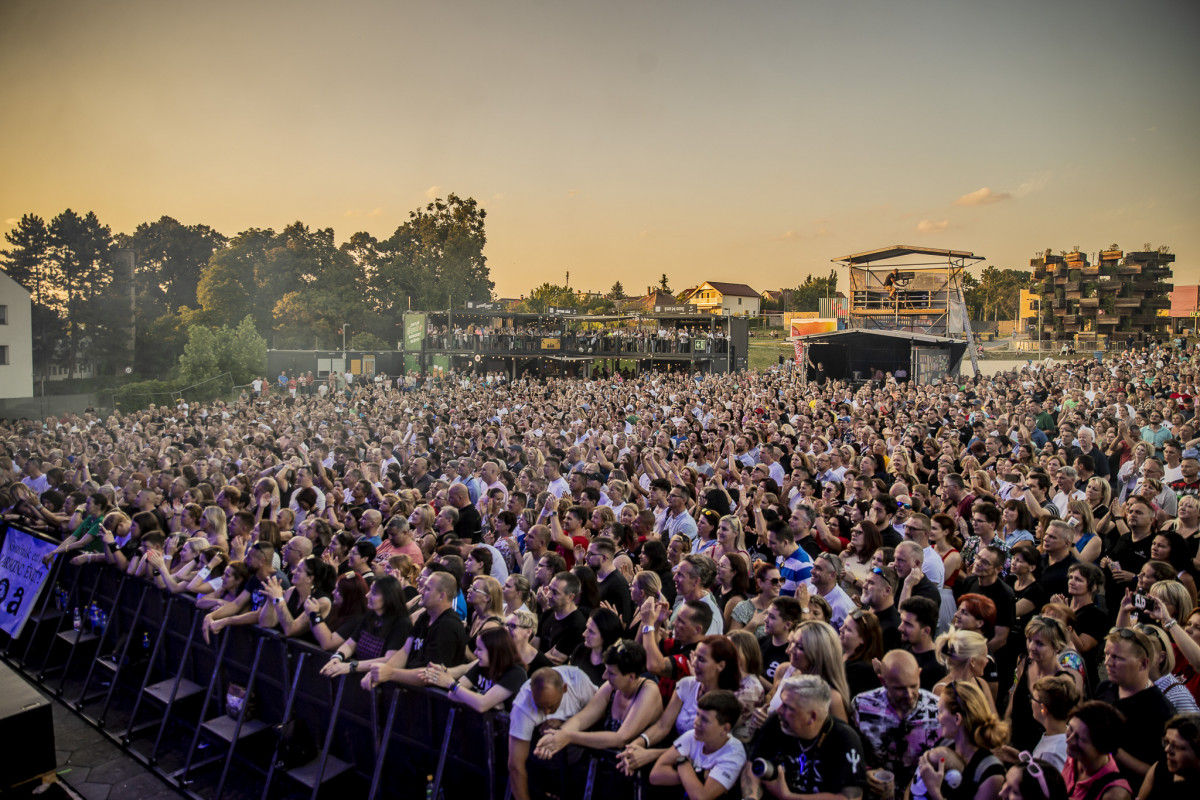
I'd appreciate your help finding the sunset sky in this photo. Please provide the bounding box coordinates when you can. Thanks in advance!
[2,0,1197,298]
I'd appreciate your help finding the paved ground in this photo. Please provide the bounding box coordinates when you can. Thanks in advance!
[14,670,186,800]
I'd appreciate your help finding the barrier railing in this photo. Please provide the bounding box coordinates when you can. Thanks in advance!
[0,524,510,800]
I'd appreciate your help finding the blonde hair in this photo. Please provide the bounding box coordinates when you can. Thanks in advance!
[934,628,989,668]
[719,515,747,551]
[633,570,663,599]
[470,575,505,617]
[1149,579,1195,624]
[201,506,227,538]
[794,621,852,719]
[941,679,1010,749]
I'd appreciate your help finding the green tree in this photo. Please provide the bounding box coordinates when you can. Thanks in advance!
[196,227,273,330]
[788,269,838,312]
[607,280,625,299]
[518,283,577,313]
[2,214,63,369]
[118,216,227,315]
[178,314,267,388]
[377,194,493,314]
[2,214,52,307]
[966,267,1033,320]
[48,209,115,377]
[658,274,671,293]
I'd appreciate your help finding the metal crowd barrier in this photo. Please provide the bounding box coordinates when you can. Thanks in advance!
[0,524,509,800]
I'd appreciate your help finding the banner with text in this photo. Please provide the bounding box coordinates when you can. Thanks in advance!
[0,526,58,638]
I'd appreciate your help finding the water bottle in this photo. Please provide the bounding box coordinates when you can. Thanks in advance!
[73,607,82,631]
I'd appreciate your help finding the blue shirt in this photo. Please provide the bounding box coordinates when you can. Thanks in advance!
[777,547,814,598]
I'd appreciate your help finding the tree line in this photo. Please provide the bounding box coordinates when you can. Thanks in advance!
[1,195,493,381]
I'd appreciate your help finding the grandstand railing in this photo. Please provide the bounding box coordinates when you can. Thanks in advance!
[421,332,730,357]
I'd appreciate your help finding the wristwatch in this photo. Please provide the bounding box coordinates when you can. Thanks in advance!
[348,659,359,673]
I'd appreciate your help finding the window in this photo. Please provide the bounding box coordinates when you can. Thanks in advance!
[0,304,6,323]
[0,346,8,365]
[738,298,743,306]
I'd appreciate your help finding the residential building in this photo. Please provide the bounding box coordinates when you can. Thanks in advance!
[0,270,33,399]
[681,282,761,316]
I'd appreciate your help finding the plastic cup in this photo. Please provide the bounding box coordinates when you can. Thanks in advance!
[872,769,895,800]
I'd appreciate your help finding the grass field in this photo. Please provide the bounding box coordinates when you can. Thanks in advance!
[747,338,793,371]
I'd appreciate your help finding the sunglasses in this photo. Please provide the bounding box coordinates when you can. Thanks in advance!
[1018,752,1050,797]
[1111,626,1152,657]
[761,577,783,585]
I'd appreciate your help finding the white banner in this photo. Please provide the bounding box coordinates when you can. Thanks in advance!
[0,526,59,639]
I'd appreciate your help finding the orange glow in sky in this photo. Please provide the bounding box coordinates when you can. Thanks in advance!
[2,0,1197,298]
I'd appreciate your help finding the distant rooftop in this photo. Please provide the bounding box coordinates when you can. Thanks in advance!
[833,245,984,266]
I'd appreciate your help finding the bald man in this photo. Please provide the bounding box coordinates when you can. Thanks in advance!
[850,650,942,791]
[282,536,313,570]
[448,483,483,543]
[358,509,384,546]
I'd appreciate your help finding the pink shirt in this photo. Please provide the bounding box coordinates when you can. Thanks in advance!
[1063,756,1131,800]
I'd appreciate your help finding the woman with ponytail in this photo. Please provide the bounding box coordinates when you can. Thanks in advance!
[916,679,1009,800]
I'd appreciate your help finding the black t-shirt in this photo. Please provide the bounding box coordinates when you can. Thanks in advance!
[596,570,633,623]
[880,525,903,549]
[758,635,790,680]
[909,577,942,612]
[568,644,607,686]
[1106,532,1154,610]
[945,748,1004,800]
[1093,681,1174,785]
[750,714,867,797]
[453,504,483,542]
[911,648,947,691]
[538,608,586,656]
[1009,579,1049,648]
[845,658,882,699]
[956,576,1016,633]
[407,609,469,669]
[875,605,903,652]
[339,611,412,661]
[464,662,527,708]
[1074,603,1111,686]
[1040,553,1078,598]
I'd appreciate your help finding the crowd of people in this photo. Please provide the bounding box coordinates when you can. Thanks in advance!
[421,321,731,355]
[4,339,1200,800]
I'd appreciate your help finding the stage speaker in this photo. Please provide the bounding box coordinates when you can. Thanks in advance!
[0,660,56,789]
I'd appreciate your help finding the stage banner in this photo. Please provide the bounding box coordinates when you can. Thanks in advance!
[0,526,58,639]
[793,340,804,366]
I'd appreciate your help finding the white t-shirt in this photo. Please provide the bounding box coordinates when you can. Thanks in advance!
[547,477,570,499]
[1032,732,1067,772]
[921,545,946,588]
[673,676,702,736]
[820,584,858,630]
[508,666,597,742]
[671,729,747,791]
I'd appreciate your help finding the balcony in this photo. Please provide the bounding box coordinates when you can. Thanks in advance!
[1115,297,1143,308]
[418,331,730,359]
[1079,297,1100,307]
[1080,265,1100,276]
[1064,281,1081,292]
